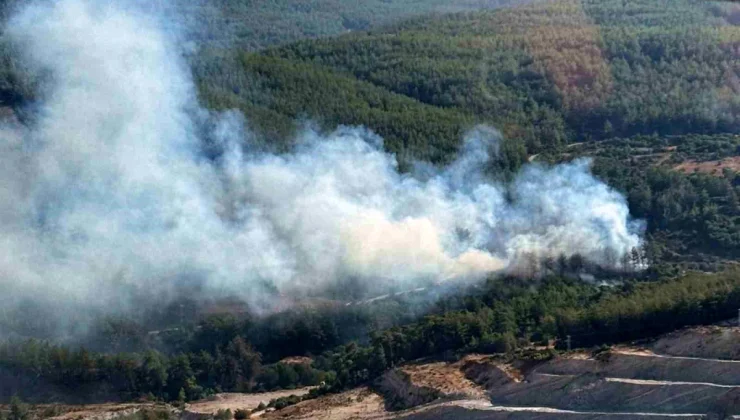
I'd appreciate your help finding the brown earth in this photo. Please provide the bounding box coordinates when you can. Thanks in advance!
[375,369,443,410]
[651,326,740,360]
[674,157,740,176]
[460,355,519,391]
[185,388,313,415]
[535,349,740,386]
[487,371,740,415]
[0,403,167,420]
[49,404,169,420]
[400,357,488,400]
[260,387,386,420]
[278,356,313,365]
[11,326,740,420]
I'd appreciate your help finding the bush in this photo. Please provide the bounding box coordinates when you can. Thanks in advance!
[117,410,172,420]
[138,410,173,420]
[233,409,249,420]
[39,406,64,418]
[214,409,232,420]
[268,394,303,410]
[8,397,28,420]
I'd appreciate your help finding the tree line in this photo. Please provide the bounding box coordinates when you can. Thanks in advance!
[3,269,740,403]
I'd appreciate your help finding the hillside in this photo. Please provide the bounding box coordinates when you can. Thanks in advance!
[197,0,740,156]
[2,0,740,413]
[192,0,740,269]
[2,0,738,160]
[5,326,739,419]
[166,0,523,50]
[274,325,740,418]
[4,269,740,405]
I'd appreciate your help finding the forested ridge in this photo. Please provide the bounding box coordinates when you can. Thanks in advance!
[3,0,740,409]
[165,0,522,50]
[196,0,740,157]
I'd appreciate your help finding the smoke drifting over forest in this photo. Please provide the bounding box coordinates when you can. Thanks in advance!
[0,0,642,332]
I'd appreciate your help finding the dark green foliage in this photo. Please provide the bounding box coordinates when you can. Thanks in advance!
[190,0,740,158]
[561,270,740,348]
[2,0,740,408]
[2,269,740,402]
[177,388,186,404]
[0,0,738,164]
[116,409,173,420]
[221,337,261,392]
[256,362,325,391]
[557,134,740,266]
[165,354,204,402]
[313,269,740,391]
[166,0,522,51]
[8,397,27,420]
[139,351,168,397]
[195,53,476,164]
[268,394,303,410]
[214,409,231,420]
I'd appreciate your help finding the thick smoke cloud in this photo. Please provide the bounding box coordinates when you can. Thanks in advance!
[0,0,642,329]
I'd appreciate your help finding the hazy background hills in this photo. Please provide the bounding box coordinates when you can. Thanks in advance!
[1,0,740,406]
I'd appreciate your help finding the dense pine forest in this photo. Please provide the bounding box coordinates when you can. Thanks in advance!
[196,0,740,156]
[3,0,740,407]
[167,0,522,50]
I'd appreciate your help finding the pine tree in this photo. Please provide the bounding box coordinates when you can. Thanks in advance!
[9,396,28,420]
[369,344,387,375]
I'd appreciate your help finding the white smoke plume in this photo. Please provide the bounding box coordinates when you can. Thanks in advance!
[0,0,642,328]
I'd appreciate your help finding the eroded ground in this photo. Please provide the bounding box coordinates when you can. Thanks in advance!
[184,388,313,416]
[9,326,740,420]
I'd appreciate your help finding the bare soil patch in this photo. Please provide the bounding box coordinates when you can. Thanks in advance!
[278,356,312,365]
[261,387,386,420]
[401,360,487,399]
[674,157,740,175]
[651,326,740,360]
[186,388,313,415]
[12,327,740,420]
[0,403,166,420]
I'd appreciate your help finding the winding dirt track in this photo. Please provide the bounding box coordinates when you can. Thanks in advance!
[613,347,740,364]
[537,372,740,389]
[399,400,707,418]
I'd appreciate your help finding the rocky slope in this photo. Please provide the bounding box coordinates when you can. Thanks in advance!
[267,326,740,419]
[8,326,739,420]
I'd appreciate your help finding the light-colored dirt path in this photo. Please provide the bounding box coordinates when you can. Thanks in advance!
[538,371,740,389]
[605,377,739,389]
[186,388,313,414]
[396,399,706,418]
[613,347,740,364]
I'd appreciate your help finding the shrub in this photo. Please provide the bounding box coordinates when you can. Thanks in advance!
[214,409,232,420]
